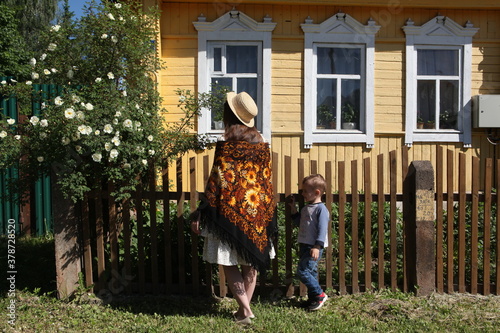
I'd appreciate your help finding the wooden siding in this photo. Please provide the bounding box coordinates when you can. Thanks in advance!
[158,2,500,193]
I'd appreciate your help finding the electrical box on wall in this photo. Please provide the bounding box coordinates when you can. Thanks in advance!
[473,95,500,128]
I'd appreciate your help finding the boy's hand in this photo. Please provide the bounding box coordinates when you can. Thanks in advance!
[310,247,320,261]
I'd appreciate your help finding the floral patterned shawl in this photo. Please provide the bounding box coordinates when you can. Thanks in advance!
[199,140,276,271]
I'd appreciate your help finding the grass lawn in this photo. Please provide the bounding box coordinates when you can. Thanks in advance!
[1,236,500,332]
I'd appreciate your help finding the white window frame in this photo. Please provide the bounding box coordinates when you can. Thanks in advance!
[193,10,276,142]
[301,13,380,149]
[403,16,478,147]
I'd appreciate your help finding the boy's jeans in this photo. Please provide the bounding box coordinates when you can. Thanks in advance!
[296,243,324,299]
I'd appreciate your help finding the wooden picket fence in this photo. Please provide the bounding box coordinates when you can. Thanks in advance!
[80,146,499,297]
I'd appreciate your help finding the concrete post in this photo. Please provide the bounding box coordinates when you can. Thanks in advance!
[52,176,81,299]
[403,161,435,296]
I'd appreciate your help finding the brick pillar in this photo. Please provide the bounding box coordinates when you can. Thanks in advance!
[403,161,435,296]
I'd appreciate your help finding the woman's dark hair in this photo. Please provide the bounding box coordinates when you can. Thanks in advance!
[223,101,263,143]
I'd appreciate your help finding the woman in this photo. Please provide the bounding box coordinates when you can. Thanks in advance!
[191,91,276,324]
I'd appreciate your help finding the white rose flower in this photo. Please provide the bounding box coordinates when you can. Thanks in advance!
[37,156,44,162]
[75,145,82,153]
[29,58,36,66]
[113,118,119,125]
[147,135,154,142]
[76,111,85,120]
[43,69,51,75]
[51,25,61,32]
[30,116,39,125]
[14,135,21,140]
[135,121,141,128]
[107,13,115,20]
[41,102,46,109]
[1,80,6,85]
[62,137,70,145]
[40,119,48,127]
[67,69,74,79]
[72,132,80,141]
[104,142,112,151]
[115,3,122,8]
[55,96,64,105]
[71,95,80,103]
[111,136,121,146]
[109,149,119,159]
[48,43,57,51]
[39,132,47,139]
[78,125,87,134]
[119,16,124,21]
[7,119,15,125]
[101,33,108,39]
[31,72,39,80]
[107,72,115,79]
[103,124,113,133]
[65,108,75,119]
[149,149,155,156]
[26,81,32,85]
[40,53,47,61]
[123,163,131,169]
[92,153,102,162]
[85,126,92,135]
[142,159,148,166]
[122,90,127,96]
[85,103,94,110]
[115,111,122,117]
[51,68,57,73]
[123,119,133,128]
[94,130,100,136]
[111,36,118,43]
[0,131,7,138]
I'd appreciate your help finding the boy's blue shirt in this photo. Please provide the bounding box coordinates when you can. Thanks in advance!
[292,202,329,248]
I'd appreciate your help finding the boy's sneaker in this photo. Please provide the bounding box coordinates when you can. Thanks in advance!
[307,292,328,311]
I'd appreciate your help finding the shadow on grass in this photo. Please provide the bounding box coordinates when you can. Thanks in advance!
[0,235,56,295]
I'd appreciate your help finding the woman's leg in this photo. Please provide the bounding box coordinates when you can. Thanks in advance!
[241,265,257,303]
[223,265,254,319]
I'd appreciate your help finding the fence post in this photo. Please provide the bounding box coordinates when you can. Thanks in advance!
[403,161,435,296]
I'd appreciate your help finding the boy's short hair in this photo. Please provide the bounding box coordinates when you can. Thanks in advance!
[302,174,327,194]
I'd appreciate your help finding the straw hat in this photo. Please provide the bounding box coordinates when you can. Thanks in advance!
[226,91,258,127]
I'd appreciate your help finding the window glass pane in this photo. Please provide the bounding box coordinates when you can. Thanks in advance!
[210,78,232,129]
[317,79,337,128]
[237,78,257,99]
[417,80,436,129]
[417,50,459,76]
[341,80,360,128]
[317,47,360,75]
[439,80,459,129]
[213,47,222,72]
[227,45,258,73]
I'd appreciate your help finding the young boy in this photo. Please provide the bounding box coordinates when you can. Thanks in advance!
[289,174,329,311]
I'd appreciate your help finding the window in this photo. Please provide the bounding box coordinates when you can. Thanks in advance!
[209,43,261,130]
[403,16,478,147]
[194,10,276,141]
[302,13,380,148]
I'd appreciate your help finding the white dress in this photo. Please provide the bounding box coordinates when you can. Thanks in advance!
[202,229,276,266]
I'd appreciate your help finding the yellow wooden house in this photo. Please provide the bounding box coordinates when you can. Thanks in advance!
[141,0,500,194]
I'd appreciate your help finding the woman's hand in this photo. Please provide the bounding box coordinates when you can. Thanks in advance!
[191,220,201,235]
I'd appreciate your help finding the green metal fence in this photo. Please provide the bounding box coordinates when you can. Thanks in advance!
[0,77,53,235]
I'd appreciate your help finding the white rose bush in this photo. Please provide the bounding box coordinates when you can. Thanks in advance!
[0,1,206,202]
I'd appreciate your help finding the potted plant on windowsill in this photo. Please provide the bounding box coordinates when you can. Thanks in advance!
[341,103,358,130]
[317,104,336,129]
[213,109,224,130]
[417,116,424,129]
[424,120,434,129]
